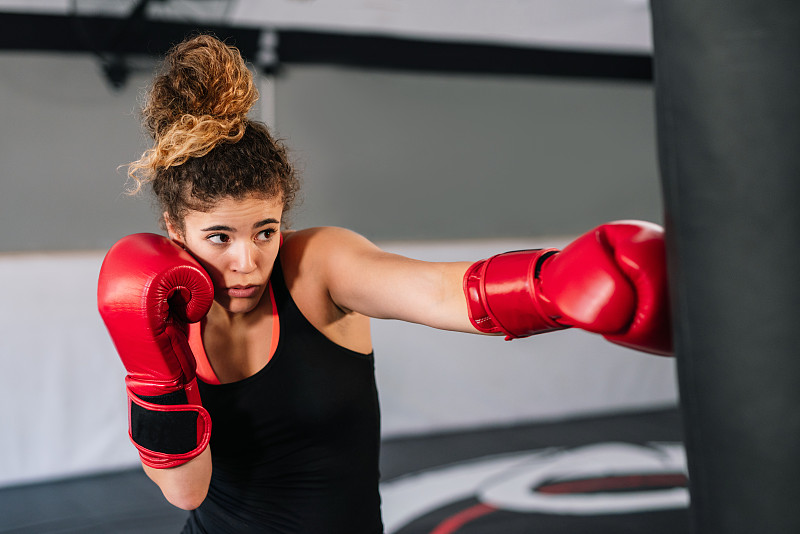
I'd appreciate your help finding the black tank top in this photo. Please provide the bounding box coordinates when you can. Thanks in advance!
[181,258,383,534]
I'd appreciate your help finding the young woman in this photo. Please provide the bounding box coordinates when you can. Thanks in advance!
[97,34,671,534]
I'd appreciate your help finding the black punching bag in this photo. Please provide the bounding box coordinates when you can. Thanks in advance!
[650,1,800,532]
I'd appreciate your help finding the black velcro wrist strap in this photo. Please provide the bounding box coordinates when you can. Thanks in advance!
[130,390,200,455]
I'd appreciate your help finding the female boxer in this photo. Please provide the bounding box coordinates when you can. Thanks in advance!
[97,34,671,534]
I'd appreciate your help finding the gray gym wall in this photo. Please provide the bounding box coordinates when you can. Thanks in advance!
[0,51,662,253]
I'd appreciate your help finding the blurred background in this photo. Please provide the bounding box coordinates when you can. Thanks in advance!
[0,1,679,528]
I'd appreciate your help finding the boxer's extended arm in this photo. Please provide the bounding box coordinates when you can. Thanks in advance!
[98,233,215,508]
[312,221,671,356]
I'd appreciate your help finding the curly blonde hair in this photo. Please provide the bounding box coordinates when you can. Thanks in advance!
[127,34,299,232]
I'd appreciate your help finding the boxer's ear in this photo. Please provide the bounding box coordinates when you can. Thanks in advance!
[164,213,184,246]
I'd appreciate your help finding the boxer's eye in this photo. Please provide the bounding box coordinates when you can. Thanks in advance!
[207,233,230,244]
[256,229,276,242]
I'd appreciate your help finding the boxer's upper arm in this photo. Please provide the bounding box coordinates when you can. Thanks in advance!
[295,227,477,333]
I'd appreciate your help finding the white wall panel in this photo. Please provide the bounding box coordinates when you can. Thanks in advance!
[0,252,138,488]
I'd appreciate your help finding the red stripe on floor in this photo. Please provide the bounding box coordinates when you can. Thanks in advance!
[430,503,498,534]
[538,473,689,494]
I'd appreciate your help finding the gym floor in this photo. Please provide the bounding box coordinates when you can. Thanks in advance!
[0,409,689,534]
[0,408,687,534]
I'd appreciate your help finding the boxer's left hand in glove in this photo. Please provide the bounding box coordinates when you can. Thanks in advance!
[463,220,672,356]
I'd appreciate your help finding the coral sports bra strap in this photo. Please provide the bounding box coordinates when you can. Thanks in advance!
[189,283,279,385]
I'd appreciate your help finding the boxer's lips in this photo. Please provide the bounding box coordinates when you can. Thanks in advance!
[226,285,259,298]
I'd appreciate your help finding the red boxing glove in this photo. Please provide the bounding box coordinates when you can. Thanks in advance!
[97,233,215,468]
[464,221,672,356]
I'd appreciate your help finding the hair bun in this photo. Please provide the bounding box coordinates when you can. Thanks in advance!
[147,34,258,135]
[128,34,259,189]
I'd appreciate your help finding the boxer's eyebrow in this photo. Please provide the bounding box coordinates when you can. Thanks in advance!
[253,218,279,228]
[200,219,278,232]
